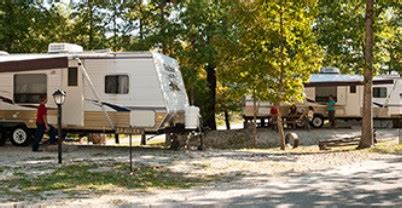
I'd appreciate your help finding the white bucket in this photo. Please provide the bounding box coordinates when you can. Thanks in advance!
[185,106,200,130]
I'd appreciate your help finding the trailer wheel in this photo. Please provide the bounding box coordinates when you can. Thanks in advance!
[311,115,324,128]
[0,131,6,146]
[10,127,32,146]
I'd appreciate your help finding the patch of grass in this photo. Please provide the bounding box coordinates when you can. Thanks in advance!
[369,143,402,155]
[1,162,216,197]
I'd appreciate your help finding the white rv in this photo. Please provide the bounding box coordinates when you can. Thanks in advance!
[243,68,402,128]
[0,43,200,146]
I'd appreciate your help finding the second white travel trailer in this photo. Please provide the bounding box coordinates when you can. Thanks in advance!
[0,43,201,146]
[242,67,402,128]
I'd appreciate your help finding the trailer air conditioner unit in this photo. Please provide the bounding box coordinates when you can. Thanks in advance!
[319,67,340,74]
[48,43,83,53]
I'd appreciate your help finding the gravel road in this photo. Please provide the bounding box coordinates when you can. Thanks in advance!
[0,128,401,207]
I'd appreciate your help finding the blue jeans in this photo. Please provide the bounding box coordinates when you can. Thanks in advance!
[32,123,56,151]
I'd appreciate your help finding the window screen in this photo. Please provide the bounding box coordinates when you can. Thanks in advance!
[68,67,78,86]
[373,87,387,98]
[14,74,47,103]
[315,86,337,103]
[105,75,129,94]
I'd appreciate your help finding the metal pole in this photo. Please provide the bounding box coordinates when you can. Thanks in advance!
[141,133,146,145]
[57,104,62,164]
[115,133,119,144]
[129,133,132,172]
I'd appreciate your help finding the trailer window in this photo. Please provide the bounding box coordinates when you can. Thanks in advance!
[14,74,47,104]
[373,87,387,98]
[350,85,356,93]
[105,75,129,94]
[68,67,78,86]
[315,86,337,103]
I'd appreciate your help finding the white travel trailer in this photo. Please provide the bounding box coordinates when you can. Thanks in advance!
[243,68,402,128]
[0,43,201,146]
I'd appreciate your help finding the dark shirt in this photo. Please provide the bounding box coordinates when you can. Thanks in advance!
[36,104,47,124]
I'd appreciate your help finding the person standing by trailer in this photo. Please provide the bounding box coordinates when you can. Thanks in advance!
[32,95,56,152]
[270,106,279,130]
[327,95,336,128]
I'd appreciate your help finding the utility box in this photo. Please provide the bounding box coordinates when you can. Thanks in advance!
[185,106,200,130]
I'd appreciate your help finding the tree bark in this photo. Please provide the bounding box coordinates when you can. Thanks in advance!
[88,1,94,49]
[252,90,257,147]
[224,110,231,130]
[113,4,118,51]
[4,3,13,52]
[358,0,374,149]
[206,63,217,130]
[159,0,166,53]
[139,2,144,40]
[277,3,286,151]
[276,104,286,150]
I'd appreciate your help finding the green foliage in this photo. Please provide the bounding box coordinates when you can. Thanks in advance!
[369,142,402,155]
[220,1,323,104]
[0,1,43,52]
[0,0,399,129]
[70,0,108,50]
[315,0,401,74]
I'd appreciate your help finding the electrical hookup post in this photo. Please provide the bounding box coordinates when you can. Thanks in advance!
[116,127,144,173]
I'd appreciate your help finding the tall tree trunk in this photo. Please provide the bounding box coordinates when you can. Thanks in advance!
[88,1,94,49]
[224,110,231,130]
[4,3,13,52]
[159,0,166,53]
[358,0,374,149]
[276,104,286,150]
[139,2,144,40]
[113,5,118,51]
[206,63,217,130]
[252,90,257,147]
[277,3,286,151]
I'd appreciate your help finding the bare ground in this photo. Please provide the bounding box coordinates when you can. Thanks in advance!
[0,128,401,207]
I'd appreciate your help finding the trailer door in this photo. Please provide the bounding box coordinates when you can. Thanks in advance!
[345,85,360,116]
[62,66,84,126]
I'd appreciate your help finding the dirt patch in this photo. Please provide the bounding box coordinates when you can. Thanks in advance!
[0,128,400,206]
[204,129,254,149]
[204,128,399,149]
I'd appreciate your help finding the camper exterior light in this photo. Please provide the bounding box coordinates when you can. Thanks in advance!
[53,89,66,105]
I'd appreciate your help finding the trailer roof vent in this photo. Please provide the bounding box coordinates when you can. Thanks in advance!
[48,43,83,53]
[0,51,9,55]
[319,67,340,74]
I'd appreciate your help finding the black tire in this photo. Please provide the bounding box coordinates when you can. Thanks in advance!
[311,115,324,128]
[10,127,32,146]
[0,130,6,146]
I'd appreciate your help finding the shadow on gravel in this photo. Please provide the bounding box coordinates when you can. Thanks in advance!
[127,159,402,207]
